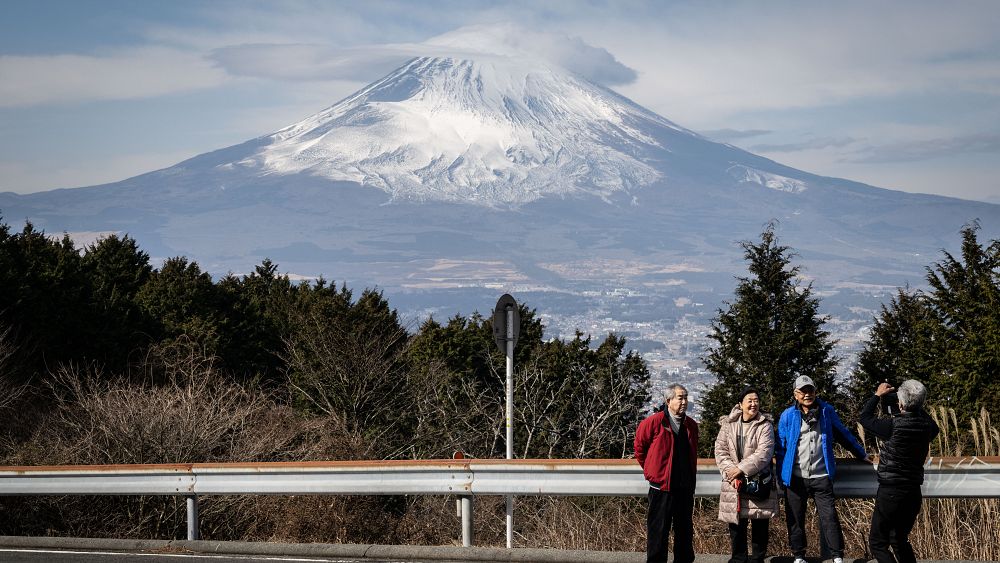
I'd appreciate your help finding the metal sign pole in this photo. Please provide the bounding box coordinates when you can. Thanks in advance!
[506,305,514,461]
[505,304,514,549]
[491,293,519,550]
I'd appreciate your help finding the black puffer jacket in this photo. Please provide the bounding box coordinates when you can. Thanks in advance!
[860,394,940,487]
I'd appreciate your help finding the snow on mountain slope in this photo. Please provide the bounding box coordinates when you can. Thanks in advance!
[228,55,696,205]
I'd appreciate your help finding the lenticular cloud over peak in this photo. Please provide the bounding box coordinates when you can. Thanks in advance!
[423,23,639,86]
[208,23,638,88]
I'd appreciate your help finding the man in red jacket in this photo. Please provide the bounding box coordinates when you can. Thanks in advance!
[635,383,699,563]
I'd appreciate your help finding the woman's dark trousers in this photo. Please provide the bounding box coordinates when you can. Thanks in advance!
[647,486,695,563]
[869,485,922,563]
[728,517,769,563]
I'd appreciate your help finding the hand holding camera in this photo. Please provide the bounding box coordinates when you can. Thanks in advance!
[876,382,895,396]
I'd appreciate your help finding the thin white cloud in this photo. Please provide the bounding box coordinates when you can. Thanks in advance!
[599,1,1000,124]
[751,137,861,153]
[700,129,773,142]
[0,47,228,108]
[142,1,438,50]
[209,44,414,82]
[848,134,1000,163]
[207,23,637,86]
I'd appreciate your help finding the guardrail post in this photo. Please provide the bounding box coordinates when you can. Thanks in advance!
[186,494,199,540]
[461,495,474,547]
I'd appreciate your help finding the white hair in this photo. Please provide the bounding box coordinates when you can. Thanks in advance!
[665,383,687,401]
[897,379,927,411]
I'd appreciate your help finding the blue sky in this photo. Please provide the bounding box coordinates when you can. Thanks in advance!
[2,0,999,202]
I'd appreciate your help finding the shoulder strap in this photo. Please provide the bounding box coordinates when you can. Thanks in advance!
[735,421,744,462]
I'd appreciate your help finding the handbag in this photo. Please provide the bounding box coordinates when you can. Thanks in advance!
[741,467,773,502]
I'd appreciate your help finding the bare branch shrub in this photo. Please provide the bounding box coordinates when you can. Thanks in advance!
[406,359,505,458]
[0,322,33,462]
[1,337,366,539]
[283,305,409,455]
[0,322,28,412]
[516,364,572,458]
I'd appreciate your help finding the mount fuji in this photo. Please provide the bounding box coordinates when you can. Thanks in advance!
[3,49,999,379]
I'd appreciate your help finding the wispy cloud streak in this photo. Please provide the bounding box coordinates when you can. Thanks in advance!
[0,48,227,108]
[700,129,772,142]
[750,137,860,153]
[849,133,1000,163]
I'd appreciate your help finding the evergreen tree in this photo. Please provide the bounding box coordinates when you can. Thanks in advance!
[80,234,154,371]
[527,332,650,458]
[700,225,838,455]
[135,256,225,360]
[284,283,413,453]
[924,223,1000,423]
[844,288,939,428]
[405,305,649,459]
[0,220,90,381]
[405,305,546,457]
[215,259,296,384]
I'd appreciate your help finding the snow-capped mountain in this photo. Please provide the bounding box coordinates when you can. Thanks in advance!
[196,52,840,210]
[241,56,670,205]
[2,51,999,362]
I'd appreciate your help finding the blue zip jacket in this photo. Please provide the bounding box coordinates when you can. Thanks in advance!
[775,398,868,486]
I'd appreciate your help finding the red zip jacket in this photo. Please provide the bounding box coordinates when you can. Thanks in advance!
[634,411,699,490]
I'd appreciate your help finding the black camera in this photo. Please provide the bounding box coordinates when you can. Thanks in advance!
[881,392,900,416]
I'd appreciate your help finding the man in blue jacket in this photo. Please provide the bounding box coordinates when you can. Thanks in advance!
[776,375,869,563]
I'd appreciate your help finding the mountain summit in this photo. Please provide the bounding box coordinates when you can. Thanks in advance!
[232,55,678,205]
[217,54,814,207]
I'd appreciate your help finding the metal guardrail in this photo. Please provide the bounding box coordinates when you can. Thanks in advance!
[2,457,999,545]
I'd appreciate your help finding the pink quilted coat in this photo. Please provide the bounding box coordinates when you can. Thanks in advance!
[714,405,778,524]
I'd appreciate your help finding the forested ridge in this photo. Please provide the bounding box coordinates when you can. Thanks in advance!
[0,217,651,465]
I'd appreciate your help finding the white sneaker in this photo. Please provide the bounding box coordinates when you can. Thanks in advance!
[833,558,844,563]
[793,558,807,563]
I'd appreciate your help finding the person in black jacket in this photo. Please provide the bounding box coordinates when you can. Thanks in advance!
[859,379,940,563]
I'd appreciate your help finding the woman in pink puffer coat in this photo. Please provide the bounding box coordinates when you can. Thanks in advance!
[714,387,778,563]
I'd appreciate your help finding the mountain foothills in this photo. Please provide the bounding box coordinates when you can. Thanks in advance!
[1,53,999,382]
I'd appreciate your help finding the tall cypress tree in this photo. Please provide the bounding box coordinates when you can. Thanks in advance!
[0,220,89,382]
[216,259,297,385]
[844,288,939,429]
[924,222,1000,423]
[699,224,838,454]
[81,234,154,372]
